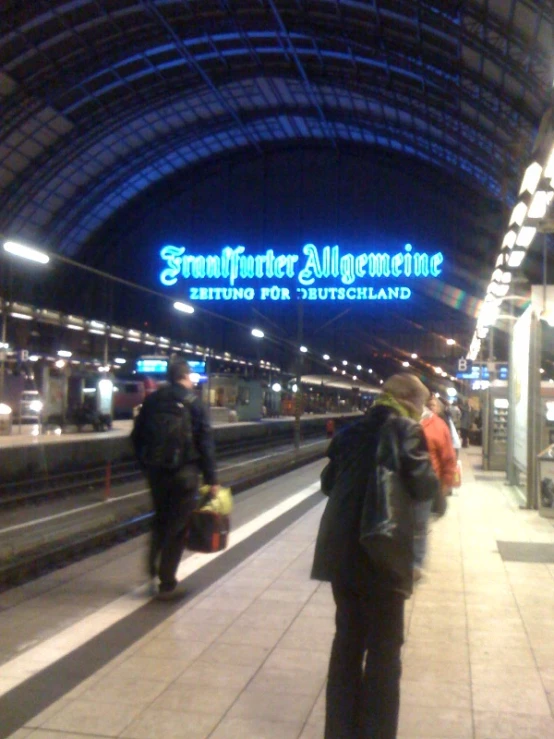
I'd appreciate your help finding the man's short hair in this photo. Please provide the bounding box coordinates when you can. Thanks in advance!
[382,373,430,406]
[167,359,191,384]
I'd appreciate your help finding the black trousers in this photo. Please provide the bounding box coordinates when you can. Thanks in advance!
[325,583,405,739]
[147,466,198,589]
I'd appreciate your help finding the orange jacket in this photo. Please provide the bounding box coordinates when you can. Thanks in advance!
[421,411,457,488]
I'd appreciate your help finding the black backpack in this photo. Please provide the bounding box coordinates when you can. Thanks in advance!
[138,391,193,471]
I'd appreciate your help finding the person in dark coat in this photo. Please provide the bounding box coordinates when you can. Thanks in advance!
[311,373,439,739]
[131,359,218,598]
[459,401,472,448]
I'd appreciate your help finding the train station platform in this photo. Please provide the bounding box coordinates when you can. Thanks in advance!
[1,448,554,738]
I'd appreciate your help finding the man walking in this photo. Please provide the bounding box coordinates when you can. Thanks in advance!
[132,359,218,599]
[312,374,439,738]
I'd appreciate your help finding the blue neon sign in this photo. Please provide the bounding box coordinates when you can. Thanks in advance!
[159,243,444,302]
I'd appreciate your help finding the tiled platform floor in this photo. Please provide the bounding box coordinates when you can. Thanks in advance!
[5,448,554,738]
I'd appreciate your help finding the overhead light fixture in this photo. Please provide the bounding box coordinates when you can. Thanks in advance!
[271,383,282,392]
[518,161,543,196]
[502,230,517,249]
[446,338,456,345]
[89,329,105,336]
[357,365,362,371]
[110,333,124,339]
[515,226,537,248]
[402,361,409,367]
[528,190,553,219]
[173,301,194,314]
[434,366,443,374]
[251,328,264,338]
[342,360,348,366]
[57,350,72,358]
[509,202,528,227]
[323,354,330,360]
[332,366,338,372]
[10,312,32,320]
[507,249,526,268]
[67,324,84,331]
[411,353,418,359]
[90,320,105,329]
[114,358,126,364]
[300,346,308,353]
[3,240,50,264]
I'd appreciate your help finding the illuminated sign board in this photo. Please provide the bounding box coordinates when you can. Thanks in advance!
[456,364,508,380]
[159,243,444,302]
[136,358,167,374]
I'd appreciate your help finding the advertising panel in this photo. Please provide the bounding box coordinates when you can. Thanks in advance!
[512,306,532,472]
[158,241,444,303]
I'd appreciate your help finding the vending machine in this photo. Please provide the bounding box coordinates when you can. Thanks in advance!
[482,385,509,471]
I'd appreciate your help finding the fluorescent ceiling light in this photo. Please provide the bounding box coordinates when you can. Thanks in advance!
[110,333,124,339]
[57,350,72,358]
[515,226,537,248]
[300,345,308,353]
[10,312,32,320]
[251,329,264,338]
[67,324,84,331]
[90,320,105,328]
[507,250,526,268]
[3,240,50,264]
[114,358,126,364]
[518,161,542,196]
[174,301,194,314]
[402,361,409,367]
[502,230,517,249]
[323,354,330,360]
[509,202,528,227]
[342,360,348,366]
[89,329,105,335]
[411,353,417,359]
[528,190,553,219]
[446,338,456,345]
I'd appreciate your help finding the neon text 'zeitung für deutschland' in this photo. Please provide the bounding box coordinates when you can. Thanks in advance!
[159,244,444,288]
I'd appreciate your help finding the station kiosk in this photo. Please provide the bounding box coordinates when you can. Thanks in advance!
[482,384,509,471]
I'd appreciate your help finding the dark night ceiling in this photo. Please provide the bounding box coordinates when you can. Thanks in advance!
[0,1,552,372]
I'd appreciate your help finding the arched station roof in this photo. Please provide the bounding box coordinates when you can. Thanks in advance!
[0,0,552,259]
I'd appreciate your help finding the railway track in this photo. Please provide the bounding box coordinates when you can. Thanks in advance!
[0,432,328,588]
[0,424,326,509]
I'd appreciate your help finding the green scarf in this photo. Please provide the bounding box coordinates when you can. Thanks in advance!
[373,393,419,421]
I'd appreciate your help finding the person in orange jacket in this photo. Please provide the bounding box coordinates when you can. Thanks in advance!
[414,395,457,578]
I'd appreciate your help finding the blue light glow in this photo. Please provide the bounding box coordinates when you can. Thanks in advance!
[159,242,443,301]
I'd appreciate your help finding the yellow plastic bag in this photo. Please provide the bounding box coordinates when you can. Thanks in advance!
[198,485,233,516]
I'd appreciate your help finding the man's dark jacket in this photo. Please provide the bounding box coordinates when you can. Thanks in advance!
[311,404,438,596]
[131,383,217,485]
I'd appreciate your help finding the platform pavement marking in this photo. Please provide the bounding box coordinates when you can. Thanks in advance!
[0,480,321,697]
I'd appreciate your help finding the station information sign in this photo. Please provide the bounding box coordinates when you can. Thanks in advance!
[158,242,444,302]
[456,364,508,380]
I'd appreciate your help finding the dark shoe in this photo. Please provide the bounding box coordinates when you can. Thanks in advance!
[156,582,185,601]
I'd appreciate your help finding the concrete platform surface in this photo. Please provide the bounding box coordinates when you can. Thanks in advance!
[1,448,554,738]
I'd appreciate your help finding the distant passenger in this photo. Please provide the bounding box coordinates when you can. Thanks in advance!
[131,359,218,599]
[416,396,457,578]
[311,373,438,739]
[459,401,472,448]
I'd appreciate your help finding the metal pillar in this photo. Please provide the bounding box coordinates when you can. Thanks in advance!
[293,299,304,451]
[526,311,541,509]
[506,299,518,486]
